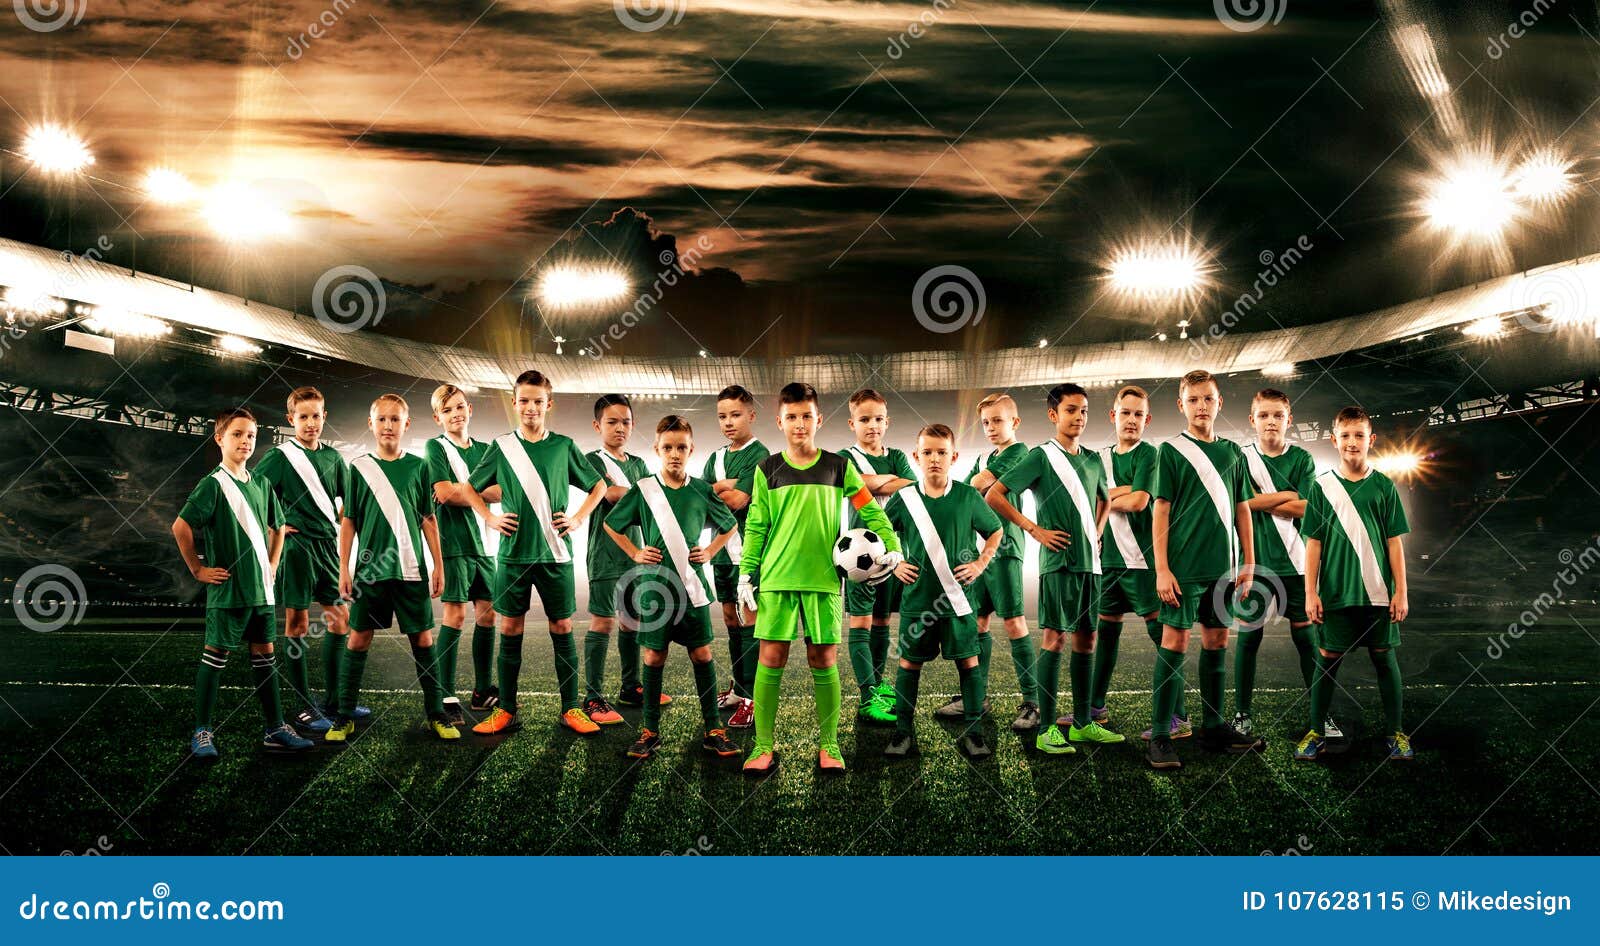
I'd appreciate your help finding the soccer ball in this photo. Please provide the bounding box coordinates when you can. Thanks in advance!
[835,528,888,583]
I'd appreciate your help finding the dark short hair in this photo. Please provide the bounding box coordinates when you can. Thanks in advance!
[214,407,256,437]
[917,423,955,442]
[1253,388,1292,408]
[1333,405,1371,428]
[716,384,755,407]
[848,388,886,409]
[656,415,693,437]
[1046,383,1087,410]
[514,369,553,393]
[594,393,632,420]
[778,381,819,406]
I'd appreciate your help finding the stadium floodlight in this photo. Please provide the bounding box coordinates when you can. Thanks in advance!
[143,167,196,205]
[21,124,94,174]
[84,308,171,338]
[1370,450,1424,480]
[1511,147,1575,207]
[553,334,566,355]
[201,182,292,239]
[536,266,630,310]
[698,349,708,358]
[1421,151,1517,240]
[1462,316,1505,339]
[1261,362,1297,378]
[1104,239,1212,303]
[216,334,263,355]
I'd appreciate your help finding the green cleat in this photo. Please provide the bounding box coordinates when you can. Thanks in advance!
[1034,724,1077,755]
[1069,721,1126,744]
[857,696,897,726]
[875,680,896,704]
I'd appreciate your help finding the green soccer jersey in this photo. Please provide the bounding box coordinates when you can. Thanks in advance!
[586,449,652,581]
[469,429,602,564]
[1304,468,1409,610]
[1245,442,1316,579]
[253,439,348,541]
[963,441,1028,562]
[344,452,435,584]
[740,450,901,593]
[997,439,1108,575]
[842,444,915,529]
[698,438,770,566]
[179,467,283,610]
[604,474,738,601]
[424,435,490,559]
[1153,432,1255,584]
[1098,440,1158,571]
[883,481,1002,617]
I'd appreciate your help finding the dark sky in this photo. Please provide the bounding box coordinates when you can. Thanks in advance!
[4,0,1599,358]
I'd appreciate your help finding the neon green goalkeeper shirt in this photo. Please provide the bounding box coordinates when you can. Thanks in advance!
[738,449,900,593]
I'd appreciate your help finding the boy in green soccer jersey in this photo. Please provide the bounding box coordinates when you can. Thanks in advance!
[174,408,315,759]
[583,394,659,723]
[252,386,354,733]
[1091,385,1175,738]
[331,394,455,741]
[882,424,1004,760]
[842,388,919,725]
[952,392,1039,732]
[701,385,769,729]
[1147,369,1265,770]
[1235,389,1329,740]
[988,383,1123,754]
[1295,406,1413,763]
[425,383,513,725]
[466,370,608,736]
[603,416,741,760]
[738,382,903,774]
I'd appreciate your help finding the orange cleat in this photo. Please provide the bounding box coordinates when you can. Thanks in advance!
[583,697,624,726]
[561,707,601,735]
[818,746,846,773]
[743,749,777,775]
[471,707,521,735]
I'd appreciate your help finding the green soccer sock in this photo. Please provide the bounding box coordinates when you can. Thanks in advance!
[1234,628,1263,716]
[1035,647,1063,727]
[195,650,226,729]
[1009,635,1037,704]
[894,664,920,736]
[1091,619,1121,708]
[812,665,841,751]
[551,631,580,712]
[1151,646,1186,736]
[619,629,641,692]
[1199,646,1226,729]
[250,652,284,729]
[411,639,443,716]
[642,661,665,731]
[1370,648,1404,733]
[471,622,496,693]
[322,632,344,710]
[727,625,747,698]
[1145,618,1162,646]
[1148,620,1188,718]
[498,633,525,715]
[847,626,875,700]
[1290,623,1318,689]
[582,630,608,702]
[959,661,986,728]
[870,625,891,681]
[339,648,369,717]
[435,625,462,698]
[1309,651,1343,734]
[752,664,783,752]
[1070,650,1092,724]
[978,630,994,678]
[284,637,312,710]
[736,626,758,698]
[693,658,720,729]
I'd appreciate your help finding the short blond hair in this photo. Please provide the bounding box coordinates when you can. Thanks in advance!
[287,386,323,413]
[976,392,1017,415]
[1114,384,1148,403]
[370,393,409,416]
[431,384,469,414]
[1179,369,1216,394]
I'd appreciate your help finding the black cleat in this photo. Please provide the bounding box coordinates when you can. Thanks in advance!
[469,687,499,712]
[626,729,661,759]
[442,697,465,727]
[702,728,739,757]
[884,732,918,758]
[1147,738,1182,769]
[1201,723,1268,754]
[959,731,992,760]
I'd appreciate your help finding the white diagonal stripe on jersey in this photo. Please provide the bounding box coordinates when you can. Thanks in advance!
[896,486,974,617]
[1246,444,1306,574]
[637,477,711,609]
[1168,435,1239,573]
[1100,446,1147,569]
[1043,440,1101,575]
[275,441,338,527]
[210,469,275,606]
[597,451,632,488]
[496,431,569,564]
[438,435,492,553]
[1315,471,1390,606]
[351,456,422,581]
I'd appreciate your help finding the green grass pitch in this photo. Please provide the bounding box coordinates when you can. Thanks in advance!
[1,608,1596,855]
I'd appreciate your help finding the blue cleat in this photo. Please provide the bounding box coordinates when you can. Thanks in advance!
[263,724,315,751]
[293,707,332,733]
[190,728,219,762]
[1293,730,1324,762]
[323,703,372,720]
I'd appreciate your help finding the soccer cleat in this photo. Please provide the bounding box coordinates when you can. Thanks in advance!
[1090,704,1110,724]
[1233,711,1254,737]
[1056,714,1074,729]
[561,707,601,735]
[1141,715,1194,741]
[324,717,355,742]
[727,698,754,729]
[1323,717,1344,740]
[442,697,465,728]
[1069,721,1126,745]
[1011,702,1040,732]
[1147,738,1182,769]
[875,680,897,705]
[293,706,332,733]
[857,696,897,726]
[1293,730,1323,762]
[618,684,671,707]
[817,745,846,773]
[959,731,993,760]
[717,683,742,710]
[583,697,624,726]
[702,728,739,757]
[1034,724,1077,755]
[262,724,314,751]
[743,749,777,775]
[190,728,219,762]
[627,729,661,759]
[429,716,462,740]
[323,702,371,721]
[884,732,918,758]
[1201,722,1267,754]
[1386,732,1415,761]
[471,707,521,735]
[934,695,965,719]
[469,687,500,712]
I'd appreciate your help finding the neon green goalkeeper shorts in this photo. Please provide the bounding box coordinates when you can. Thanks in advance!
[753,589,843,645]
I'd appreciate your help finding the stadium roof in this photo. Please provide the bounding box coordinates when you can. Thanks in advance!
[0,236,1593,395]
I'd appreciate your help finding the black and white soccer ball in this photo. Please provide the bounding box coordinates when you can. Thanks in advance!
[834,528,888,584]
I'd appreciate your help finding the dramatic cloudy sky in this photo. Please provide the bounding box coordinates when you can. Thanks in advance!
[4,0,1599,357]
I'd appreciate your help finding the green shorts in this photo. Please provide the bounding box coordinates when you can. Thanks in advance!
[588,575,624,618]
[754,589,843,644]
[973,557,1024,619]
[1158,578,1235,631]
[846,575,902,621]
[1233,574,1308,630]
[1096,567,1159,618]
[205,605,276,651]
[899,611,981,663]
[1319,606,1399,652]
[442,554,495,604]
[712,563,740,604]
[638,604,715,652]
[1038,570,1099,634]
[277,533,340,610]
[494,561,576,620]
[349,578,435,634]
